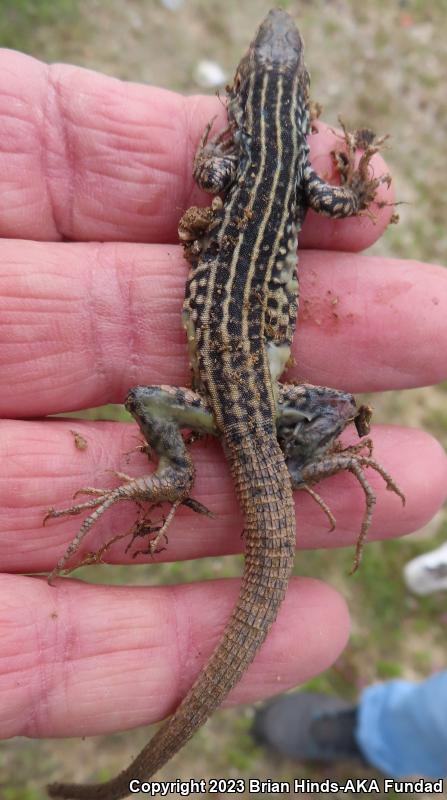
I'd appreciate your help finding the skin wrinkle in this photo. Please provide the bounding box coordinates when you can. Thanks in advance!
[0,191,29,210]
[46,65,75,240]
[0,109,36,126]
[112,245,139,393]
[182,96,199,212]
[87,593,180,721]
[170,582,194,710]
[85,245,109,395]
[101,100,183,135]
[100,115,164,139]
[82,162,136,181]
[99,156,156,177]
[35,582,75,738]
[28,600,52,737]
[17,585,58,738]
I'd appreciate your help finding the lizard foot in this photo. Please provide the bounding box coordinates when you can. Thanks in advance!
[44,470,195,582]
[299,448,405,573]
[332,117,391,219]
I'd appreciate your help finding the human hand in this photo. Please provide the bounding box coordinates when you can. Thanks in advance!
[0,52,446,742]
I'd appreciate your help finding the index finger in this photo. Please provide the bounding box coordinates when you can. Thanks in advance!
[0,50,393,246]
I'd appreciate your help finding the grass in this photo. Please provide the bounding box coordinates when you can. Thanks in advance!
[0,0,78,56]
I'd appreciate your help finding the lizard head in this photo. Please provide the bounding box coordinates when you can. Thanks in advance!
[252,9,305,70]
[227,11,309,136]
[230,10,306,95]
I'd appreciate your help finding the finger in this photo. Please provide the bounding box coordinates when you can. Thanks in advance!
[296,250,447,392]
[0,573,349,738]
[0,51,393,246]
[1,419,445,573]
[1,243,446,419]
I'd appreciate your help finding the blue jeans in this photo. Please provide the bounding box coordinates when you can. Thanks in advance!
[357,671,447,778]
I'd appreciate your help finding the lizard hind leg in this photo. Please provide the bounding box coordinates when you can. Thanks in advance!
[294,448,405,573]
[44,386,215,582]
[276,383,405,572]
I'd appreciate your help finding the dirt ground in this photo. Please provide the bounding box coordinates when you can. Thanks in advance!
[1,1,446,798]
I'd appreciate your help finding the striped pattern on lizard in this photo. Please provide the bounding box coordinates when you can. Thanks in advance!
[47,10,403,799]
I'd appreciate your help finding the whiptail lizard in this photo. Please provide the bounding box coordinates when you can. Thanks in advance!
[47,10,404,799]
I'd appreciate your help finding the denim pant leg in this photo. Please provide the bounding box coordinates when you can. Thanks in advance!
[356,671,447,778]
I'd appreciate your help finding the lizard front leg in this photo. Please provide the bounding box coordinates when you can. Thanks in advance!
[192,117,238,193]
[44,386,215,581]
[178,118,238,264]
[303,126,390,219]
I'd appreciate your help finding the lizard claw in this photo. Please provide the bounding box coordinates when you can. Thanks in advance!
[298,449,405,574]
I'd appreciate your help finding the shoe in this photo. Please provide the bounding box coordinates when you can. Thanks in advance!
[252,692,363,762]
[404,542,447,595]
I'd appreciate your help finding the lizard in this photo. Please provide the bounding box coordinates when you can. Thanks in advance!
[46,9,404,799]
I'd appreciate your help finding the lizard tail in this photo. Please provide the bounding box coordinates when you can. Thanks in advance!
[47,434,296,800]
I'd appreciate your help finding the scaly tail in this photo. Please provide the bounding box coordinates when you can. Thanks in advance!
[47,434,296,800]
